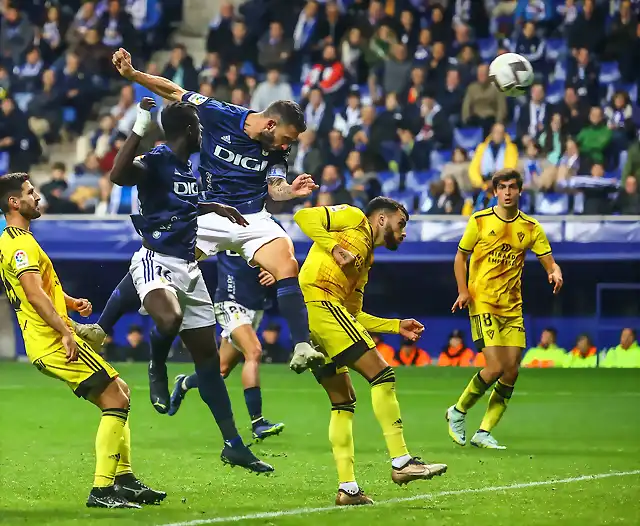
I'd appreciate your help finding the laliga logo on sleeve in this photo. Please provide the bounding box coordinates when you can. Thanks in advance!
[13,250,29,269]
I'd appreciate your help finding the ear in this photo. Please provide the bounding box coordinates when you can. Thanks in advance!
[265,119,277,131]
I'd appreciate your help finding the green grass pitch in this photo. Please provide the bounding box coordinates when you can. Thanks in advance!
[1,363,639,525]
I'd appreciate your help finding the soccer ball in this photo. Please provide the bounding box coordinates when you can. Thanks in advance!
[488,53,534,97]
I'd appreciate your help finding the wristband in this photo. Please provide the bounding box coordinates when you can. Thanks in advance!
[132,104,152,136]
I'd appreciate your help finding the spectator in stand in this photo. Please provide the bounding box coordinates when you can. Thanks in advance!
[11,47,44,112]
[605,0,637,81]
[382,43,412,99]
[556,137,581,182]
[428,4,451,44]
[206,1,234,53]
[449,23,475,59]
[220,19,255,70]
[318,1,348,50]
[99,0,136,52]
[292,0,321,56]
[580,163,614,214]
[215,64,246,103]
[452,44,477,86]
[231,86,250,107]
[111,84,137,135]
[40,5,65,64]
[519,141,548,190]
[564,333,598,368]
[324,128,348,168]
[346,155,381,208]
[568,0,605,54]
[442,146,472,193]
[58,51,93,135]
[317,164,352,206]
[341,27,368,84]
[398,9,418,52]
[394,126,431,173]
[413,28,432,66]
[0,66,11,99]
[358,0,386,39]
[438,69,465,127]
[566,47,600,107]
[74,28,112,79]
[539,113,567,167]
[469,123,519,189]
[0,97,33,173]
[258,21,293,74]
[198,52,222,87]
[512,21,545,76]
[602,328,640,368]
[303,87,334,142]
[438,330,475,367]
[66,1,99,50]
[27,69,63,154]
[392,338,431,367]
[78,113,116,163]
[118,325,150,362]
[334,90,362,137]
[426,41,449,88]
[365,23,397,76]
[612,175,640,215]
[372,334,397,366]
[251,69,293,112]
[623,135,640,180]
[40,162,81,214]
[522,328,567,368]
[576,106,612,168]
[558,86,589,137]
[0,5,35,67]
[373,92,404,147]
[516,83,552,142]
[162,44,198,93]
[604,91,639,154]
[429,175,465,215]
[71,152,104,192]
[462,64,507,136]
[302,44,346,102]
[260,323,289,364]
[289,130,323,179]
[413,92,452,149]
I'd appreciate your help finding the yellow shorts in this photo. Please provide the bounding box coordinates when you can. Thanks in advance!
[470,313,526,350]
[307,300,376,381]
[32,335,119,399]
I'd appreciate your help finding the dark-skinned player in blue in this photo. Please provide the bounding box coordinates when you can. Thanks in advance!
[108,96,273,473]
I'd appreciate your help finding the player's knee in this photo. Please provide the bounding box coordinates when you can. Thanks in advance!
[156,311,182,336]
[502,365,519,384]
[244,344,262,363]
[274,257,299,280]
[219,360,230,378]
[482,365,503,383]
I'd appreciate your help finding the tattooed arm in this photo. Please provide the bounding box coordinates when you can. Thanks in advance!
[267,174,318,201]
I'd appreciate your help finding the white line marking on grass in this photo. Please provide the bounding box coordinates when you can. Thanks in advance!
[158,470,640,526]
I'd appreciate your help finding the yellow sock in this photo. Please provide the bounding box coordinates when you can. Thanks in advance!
[329,401,356,484]
[94,408,128,487]
[115,418,132,477]
[455,372,492,413]
[479,381,514,432]
[370,367,409,459]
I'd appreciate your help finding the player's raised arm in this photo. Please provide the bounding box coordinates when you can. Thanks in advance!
[531,222,563,294]
[268,173,319,201]
[110,98,156,186]
[113,48,187,102]
[294,204,365,253]
[452,216,479,312]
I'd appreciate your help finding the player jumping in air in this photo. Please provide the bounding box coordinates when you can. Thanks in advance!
[108,97,272,472]
[448,168,563,449]
[102,48,322,409]
[169,250,285,441]
[294,198,448,506]
[0,172,165,508]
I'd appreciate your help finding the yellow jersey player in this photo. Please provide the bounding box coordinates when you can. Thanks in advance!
[447,169,563,449]
[0,173,165,508]
[294,197,447,506]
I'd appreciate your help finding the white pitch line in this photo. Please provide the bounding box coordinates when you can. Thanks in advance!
[158,470,640,526]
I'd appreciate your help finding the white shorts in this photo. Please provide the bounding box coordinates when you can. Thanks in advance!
[214,301,264,349]
[130,248,216,332]
[196,208,287,264]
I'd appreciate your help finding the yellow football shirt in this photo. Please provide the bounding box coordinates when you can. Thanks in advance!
[458,207,552,317]
[0,226,69,360]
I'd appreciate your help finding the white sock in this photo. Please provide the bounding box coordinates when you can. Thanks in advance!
[339,481,360,495]
[392,454,412,469]
[181,377,189,392]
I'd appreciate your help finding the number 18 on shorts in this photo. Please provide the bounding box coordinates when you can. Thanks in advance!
[470,313,526,350]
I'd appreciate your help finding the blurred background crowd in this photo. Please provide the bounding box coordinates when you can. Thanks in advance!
[1,0,640,217]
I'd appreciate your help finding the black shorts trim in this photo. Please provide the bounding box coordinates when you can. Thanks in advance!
[74,369,114,399]
[471,315,485,350]
[323,301,360,343]
[312,362,342,383]
[332,339,370,368]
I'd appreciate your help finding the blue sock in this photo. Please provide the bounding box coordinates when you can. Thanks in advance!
[244,387,263,423]
[98,273,140,333]
[194,357,241,443]
[184,373,198,390]
[276,277,309,345]
[150,326,176,365]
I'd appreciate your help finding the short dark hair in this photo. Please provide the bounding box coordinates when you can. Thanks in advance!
[52,161,66,172]
[161,101,198,141]
[128,324,143,335]
[0,172,30,214]
[264,100,307,133]
[543,327,558,338]
[492,169,523,191]
[365,196,409,221]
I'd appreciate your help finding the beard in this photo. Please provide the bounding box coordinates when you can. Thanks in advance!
[257,129,277,150]
[21,203,41,220]
[383,225,399,251]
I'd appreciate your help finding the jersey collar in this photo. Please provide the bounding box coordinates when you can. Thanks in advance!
[492,206,520,223]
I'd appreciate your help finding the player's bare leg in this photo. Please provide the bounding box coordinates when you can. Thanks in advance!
[318,369,373,506]
[178,326,274,472]
[351,348,447,485]
[251,237,324,372]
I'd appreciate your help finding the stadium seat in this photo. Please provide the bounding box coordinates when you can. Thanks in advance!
[63,107,77,124]
[607,82,638,103]
[546,79,565,104]
[430,149,452,171]
[406,170,439,191]
[552,60,566,82]
[377,170,400,193]
[291,83,302,101]
[599,62,621,85]
[545,38,566,62]
[535,192,569,215]
[573,192,585,214]
[386,189,416,213]
[505,123,517,140]
[418,190,435,213]
[477,37,497,62]
[453,127,483,151]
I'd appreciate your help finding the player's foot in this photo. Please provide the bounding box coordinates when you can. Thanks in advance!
[335,489,374,506]
[114,473,167,504]
[446,405,467,446]
[252,419,285,441]
[148,361,169,414]
[289,342,325,374]
[71,321,106,354]
[470,430,507,450]
[168,374,188,416]
[391,457,448,486]
[220,443,274,473]
[86,486,141,509]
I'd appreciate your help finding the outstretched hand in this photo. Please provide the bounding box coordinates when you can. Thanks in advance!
[112,47,136,80]
[291,173,318,198]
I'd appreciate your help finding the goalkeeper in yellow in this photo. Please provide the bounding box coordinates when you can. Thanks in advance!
[448,169,563,449]
[0,173,164,508]
[294,197,447,506]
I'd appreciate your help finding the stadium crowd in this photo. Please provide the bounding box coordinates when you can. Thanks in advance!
[1,0,640,216]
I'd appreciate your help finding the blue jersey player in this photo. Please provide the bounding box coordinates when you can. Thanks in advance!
[168,251,285,441]
[108,97,273,473]
[112,47,325,378]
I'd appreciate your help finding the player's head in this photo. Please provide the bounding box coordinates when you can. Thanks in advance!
[492,169,523,210]
[161,101,201,153]
[365,196,409,251]
[260,100,306,151]
[0,173,41,220]
[540,327,557,347]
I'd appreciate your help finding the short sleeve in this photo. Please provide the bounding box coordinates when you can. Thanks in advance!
[530,222,552,257]
[8,237,40,279]
[325,205,366,231]
[458,217,479,253]
[182,91,212,107]
[182,91,230,124]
